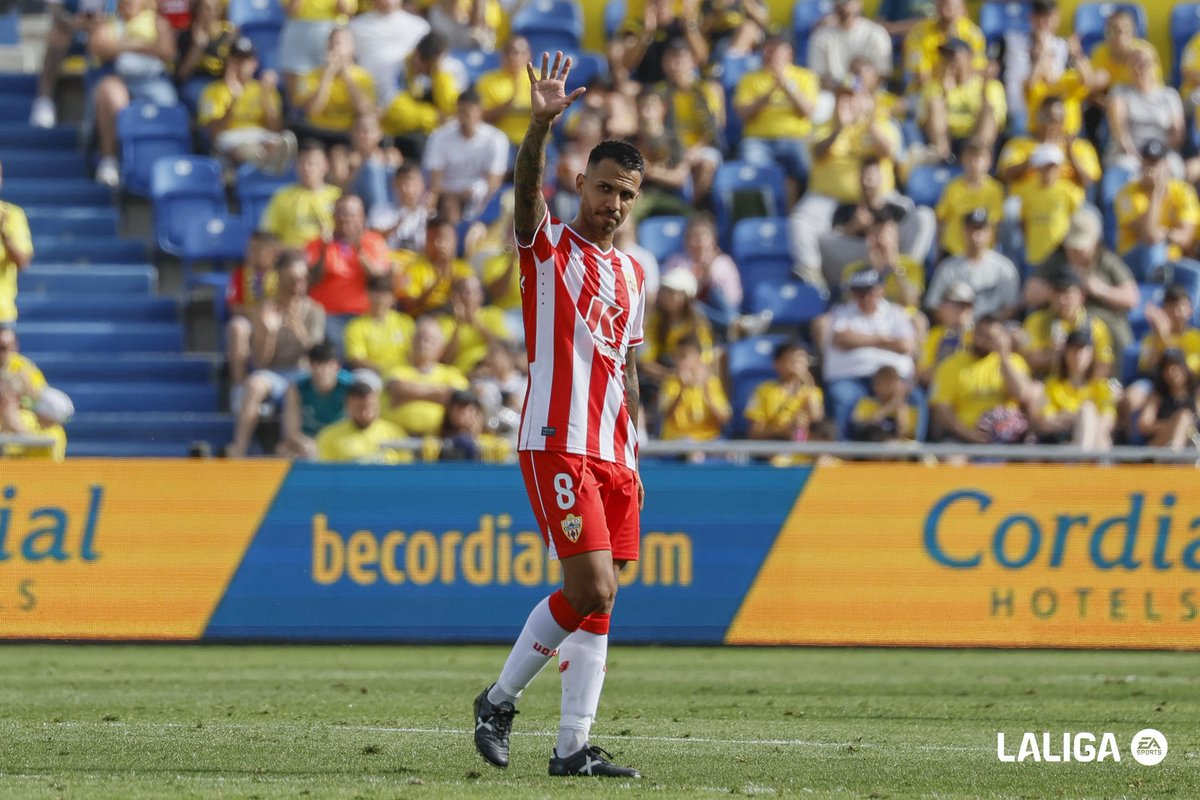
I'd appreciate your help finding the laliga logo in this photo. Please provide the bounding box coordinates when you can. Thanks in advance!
[996,729,1167,764]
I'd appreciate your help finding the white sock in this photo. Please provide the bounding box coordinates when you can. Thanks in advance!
[488,597,572,706]
[555,629,608,756]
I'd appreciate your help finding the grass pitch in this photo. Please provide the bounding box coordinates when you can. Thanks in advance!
[0,645,1196,799]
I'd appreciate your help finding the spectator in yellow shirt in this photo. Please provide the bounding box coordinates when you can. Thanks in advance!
[918,38,1006,161]
[394,217,474,316]
[918,281,974,386]
[433,388,512,463]
[381,31,460,156]
[1021,271,1115,378]
[657,39,725,203]
[278,0,356,103]
[1025,33,1098,141]
[936,139,1004,257]
[658,336,732,447]
[343,274,415,374]
[733,34,819,193]
[259,141,342,247]
[0,328,46,407]
[292,27,376,143]
[384,316,469,435]
[850,364,918,442]
[1016,143,1083,267]
[438,276,512,375]
[199,37,295,174]
[1180,29,1200,112]
[745,340,825,442]
[1090,9,1160,92]
[0,382,71,461]
[1121,285,1200,434]
[316,369,408,463]
[996,95,1102,195]
[1114,140,1200,275]
[1032,328,1115,450]
[477,36,533,147]
[0,160,33,326]
[902,0,985,87]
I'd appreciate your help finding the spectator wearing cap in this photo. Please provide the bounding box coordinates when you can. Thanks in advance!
[663,214,744,332]
[0,327,46,407]
[841,209,924,313]
[925,208,1021,320]
[438,275,511,375]
[394,217,474,317]
[821,267,918,439]
[175,0,237,86]
[640,268,715,414]
[278,341,353,458]
[930,315,1036,444]
[917,36,1006,162]
[260,141,342,248]
[1016,142,1083,267]
[370,163,429,253]
[791,89,903,289]
[435,389,512,463]
[850,364,919,442]
[1105,48,1185,179]
[901,0,985,89]
[1091,9,1161,93]
[917,281,975,386]
[422,89,509,223]
[306,194,392,344]
[1031,328,1116,451]
[818,158,935,286]
[1136,348,1199,451]
[0,161,33,328]
[657,335,732,449]
[0,383,72,461]
[1024,31,1097,141]
[1114,140,1200,276]
[1026,207,1138,352]
[935,139,1004,259]
[383,316,469,436]
[656,40,725,205]
[611,0,710,88]
[316,369,408,463]
[342,274,415,375]
[1121,286,1200,438]
[347,0,429,105]
[277,0,355,104]
[745,341,824,444]
[199,37,295,174]
[381,32,460,161]
[292,27,376,147]
[733,35,820,198]
[999,0,1067,124]
[807,0,891,91]
[1021,271,1114,379]
[997,96,1101,196]
[476,36,533,148]
[228,250,327,457]
[225,231,282,391]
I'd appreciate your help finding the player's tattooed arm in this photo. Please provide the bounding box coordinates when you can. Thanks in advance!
[623,356,640,431]
[513,121,551,245]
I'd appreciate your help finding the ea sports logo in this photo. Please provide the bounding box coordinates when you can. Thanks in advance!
[1130,729,1167,766]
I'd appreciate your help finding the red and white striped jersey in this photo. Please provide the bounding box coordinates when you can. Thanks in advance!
[517,211,646,468]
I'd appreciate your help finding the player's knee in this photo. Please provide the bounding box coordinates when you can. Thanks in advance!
[564,574,617,616]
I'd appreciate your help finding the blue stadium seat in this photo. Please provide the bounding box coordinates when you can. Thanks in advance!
[564,51,608,93]
[637,215,688,263]
[25,208,119,239]
[33,238,146,264]
[0,9,18,46]
[793,0,834,67]
[979,2,1031,47]
[18,265,156,295]
[716,52,762,92]
[604,0,626,38]
[1170,5,1200,87]
[748,279,828,328]
[512,0,584,50]
[59,382,218,413]
[728,334,790,436]
[1119,341,1142,384]
[711,161,788,248]
[67,413,231,446]
[29,353,216,382]
[905,164,961,209]
[0,150,87,179]
[1166,261,1200,321]
[17,295,177,322]
[1099,163,1135,250]
[181,214,251,293]
[451,49,501,88]
[14,322,184,353]
[152,155,227,255]
[0,123,78,150]
[228,0,284,72]
[117,102,192,197]
[1074,3,1148,55]
[236,164,295,229]
[731,216,794,306]
[1128,282,1165,340]
[1,178,112,207]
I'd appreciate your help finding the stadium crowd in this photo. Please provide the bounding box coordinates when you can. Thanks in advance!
[3,0,1200,461]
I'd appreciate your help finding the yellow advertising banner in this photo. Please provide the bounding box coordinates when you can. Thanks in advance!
[728,465,1200,649]
[0,461,287,639]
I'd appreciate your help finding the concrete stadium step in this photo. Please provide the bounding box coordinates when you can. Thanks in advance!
[19,264,156,294]
[30,352,217,382]
[67,413,232,443]
[3,178,111,207]
[67,440,207,458]
[0,123,77,149]
[17,295,177,322]
[0,149,87,179]
[58,382,219,413]
[25,207,120,238]
[15,322,183,353]
[34,237,147,264]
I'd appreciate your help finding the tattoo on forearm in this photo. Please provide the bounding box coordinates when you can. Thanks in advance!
[624,359,640,428]
[514,122,550,239]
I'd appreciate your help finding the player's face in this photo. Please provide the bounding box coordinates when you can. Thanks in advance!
[576,160,642,237]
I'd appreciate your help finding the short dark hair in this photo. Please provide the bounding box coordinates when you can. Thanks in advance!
[1164,285,1193,305]
[367,273,393,293]
[426,216,455,233]
[674,335,703,355]
[458,87,481,106]
[773,340,807,361]
[393,162,422,180]
[250,230,279,244]
[975,314,1003,329]
[309,340,339,363]
[298,138,326,156]
[415,31,448,61]
[274,248,307,271]
[588,140,645,174]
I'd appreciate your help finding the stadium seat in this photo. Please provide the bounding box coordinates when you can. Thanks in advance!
[116,102,192,197]
[1099,162,1135,250]
[728,334,790,436]
[711,161,787,248]
[228,0,284,73]
[793,0,834,67]
[716,52,762,92]
[0,150,87,179]
[563,51,608,93]
[1128,282,1166,340]
[33,237,146,264]
[1119,341,1142,384]
[25,208,120,239]
[604,0,626,38]
[731,216,794,305]
[748,280,828,328]
[180,214,251,294]
[451,49,501,88]
[18,264,157,295]
[151,155,226,255]
[1165,261,1200,321]
[1074,3,1148,55]
[979,2,1031,47]
[637,215,688,263]
[905,164,961,209]
[1170,4,1200,87]
[236,164,295,229]
[0,9,18,47]
[512,0,584,51]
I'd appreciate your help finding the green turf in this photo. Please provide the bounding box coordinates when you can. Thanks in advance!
[0,645,1195,799]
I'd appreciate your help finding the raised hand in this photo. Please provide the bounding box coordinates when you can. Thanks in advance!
[526,51,586,126]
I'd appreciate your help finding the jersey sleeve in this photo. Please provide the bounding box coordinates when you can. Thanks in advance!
[627,258,647,347]
[515,207,553,256]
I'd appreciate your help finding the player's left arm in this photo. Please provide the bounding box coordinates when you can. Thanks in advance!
[624,356,644,510]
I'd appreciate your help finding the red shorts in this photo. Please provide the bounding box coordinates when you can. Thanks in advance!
[519,450,640,561]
